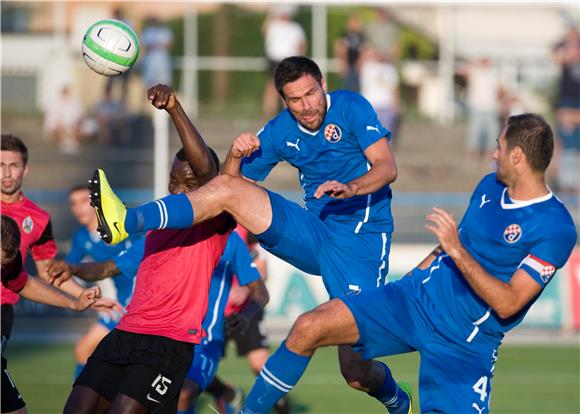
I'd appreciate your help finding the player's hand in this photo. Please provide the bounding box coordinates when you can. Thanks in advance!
[425,208,461,256]
[228,285,251,307]
[72,286,101,312]
[90,297,125,318]
[230,133,261,159]
[147,84,178,112]
[47,260,73,287]
[314,181,357,199]
[224,313,250,336]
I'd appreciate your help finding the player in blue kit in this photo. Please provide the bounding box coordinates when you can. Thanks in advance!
[235,113,577,413]
[91,56,408,411]
[177,231,268,414]
[47,185,144,379]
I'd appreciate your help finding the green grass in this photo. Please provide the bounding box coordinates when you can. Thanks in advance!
[5,343,579,413]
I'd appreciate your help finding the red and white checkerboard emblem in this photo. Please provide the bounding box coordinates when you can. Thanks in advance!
[503,224,522,243]
[324,124,342,143]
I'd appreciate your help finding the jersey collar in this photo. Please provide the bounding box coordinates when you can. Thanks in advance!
[500,187,553,209]
[296,93,332,136]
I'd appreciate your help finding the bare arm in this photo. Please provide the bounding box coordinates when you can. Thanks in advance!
[426,208,542,319]
[314,138,397,199]
[20,277,99,312]
[47,259,121,286]
[148,85,217,185]
[225,279,269,335]
[222,132,260,182]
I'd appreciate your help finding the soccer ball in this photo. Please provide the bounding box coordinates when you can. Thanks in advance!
[81,19,139,76]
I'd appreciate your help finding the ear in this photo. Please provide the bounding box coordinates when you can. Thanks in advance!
[23,163,29,177]
[321,77,328,94]
[510,146,524,166]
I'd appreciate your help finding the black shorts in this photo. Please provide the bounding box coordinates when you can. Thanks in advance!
[2,356,26,412]
[1,304,14,354]
[75,329,194,412]
[227,310,270,356]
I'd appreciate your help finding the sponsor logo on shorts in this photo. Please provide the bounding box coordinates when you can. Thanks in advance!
[324,124,342,143]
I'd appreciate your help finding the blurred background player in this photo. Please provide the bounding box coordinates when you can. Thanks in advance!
[46,184,144,380]
[177,230,268,414]
[1,214,119,414]
[334,13,367,92]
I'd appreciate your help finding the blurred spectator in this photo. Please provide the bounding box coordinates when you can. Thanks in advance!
[334,13,367,92]
[499,87,525,126]
[552,26,580,194]
[262,5,306,117]
[44,85,86,154]
[140,17,174,87]
[106,8,133,106]
[459,57,501,161]
[360,46,401,146]
[92,90,129,146]
[365,8,401,63]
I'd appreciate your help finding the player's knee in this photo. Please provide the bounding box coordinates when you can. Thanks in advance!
[287,312,323,353]
[339,361,374,391]
[206,174,241,205]
[178,381,200,409]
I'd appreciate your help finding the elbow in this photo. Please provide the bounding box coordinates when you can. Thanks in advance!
[388,166,398,184]
[493,303,519,320]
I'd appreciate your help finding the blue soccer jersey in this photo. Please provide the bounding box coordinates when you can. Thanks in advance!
[202,232,261,346]
[423,173,577,337]
[241,90,393,234]
[67,227,132,264]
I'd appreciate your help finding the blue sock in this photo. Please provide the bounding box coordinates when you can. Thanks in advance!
[125,193,194,233]
[368,361,398,407]
[73,363,85,381]
[242,341,311,414]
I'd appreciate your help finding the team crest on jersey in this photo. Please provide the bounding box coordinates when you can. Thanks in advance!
[503,224,522,243]
[21,216,33,234]
[324,124,342,143]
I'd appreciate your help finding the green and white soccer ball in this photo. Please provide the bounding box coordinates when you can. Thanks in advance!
[82,19,139,76]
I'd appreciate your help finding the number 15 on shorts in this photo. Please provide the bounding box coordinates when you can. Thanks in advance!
[147,374,172,402]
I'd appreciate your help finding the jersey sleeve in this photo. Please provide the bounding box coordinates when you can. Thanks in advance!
[1,254,28,293]
[518,222,577,287]
[240,123,281,181]
[346,93,391,150]
[66,230,87,264]
[112,237,145,280]
[30,219,58,261]
[227,233,261,286]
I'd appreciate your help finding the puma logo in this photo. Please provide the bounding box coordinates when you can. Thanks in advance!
[366,125,380,133]
[479,194,491,208]
[286,138,300,151]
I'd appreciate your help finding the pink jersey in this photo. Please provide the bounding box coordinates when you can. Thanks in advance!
[116,215,233,343]
[1,194,57,305]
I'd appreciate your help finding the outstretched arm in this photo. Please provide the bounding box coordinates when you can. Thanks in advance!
[426,207,542,319]
[314,138,397,199]
[148,84,217,185]
[48,259,121,287]
[20,277,99,312]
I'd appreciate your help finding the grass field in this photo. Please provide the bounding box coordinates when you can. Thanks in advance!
[5,342,579,414]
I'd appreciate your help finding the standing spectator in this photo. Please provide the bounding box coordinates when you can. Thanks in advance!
[365,8,400,63]
[140,17,174,88]
[553,25,580,194]
[360,46,401,146]
[334,13,367,92]
[43,85,85,154]
[262,5,307,117]
[106,8,133,106]
[459,57,501,161]
[92,89,129,146]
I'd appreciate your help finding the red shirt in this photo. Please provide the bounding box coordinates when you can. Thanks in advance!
[1,194,57,305]
[116,215,233,343]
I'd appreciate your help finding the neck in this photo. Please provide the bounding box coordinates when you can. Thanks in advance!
[506,172,548,201]
[1,191,22,204]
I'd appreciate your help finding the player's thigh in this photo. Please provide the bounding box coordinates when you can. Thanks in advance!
[75,322,110,362]
[419,339,498,414]
[74,354,127,403]
[63,385,110,414]
[257,190,328,275]
[338,276,428,360]
[2,357,26,413]
[185,340,223,392]
[319,230,391,298]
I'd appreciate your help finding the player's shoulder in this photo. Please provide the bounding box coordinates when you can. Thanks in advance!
[473,173,503,193]
[262,110,295,138]
[21,194,52,220]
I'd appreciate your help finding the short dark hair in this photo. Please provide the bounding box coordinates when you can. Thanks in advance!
[175,147,220,171]
[1,134,28,165]
[504,113,554,172]
[69,184,90,195]
[274,56,323,98]
[1,215,21,260]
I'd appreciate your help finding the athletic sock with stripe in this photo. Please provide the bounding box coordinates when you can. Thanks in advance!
[242,341,311,414]
[124,193,194,233]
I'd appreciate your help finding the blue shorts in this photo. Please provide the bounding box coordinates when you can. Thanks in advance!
[185,339,224,391]
[258,191,391,298]
[341,273,500,413]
